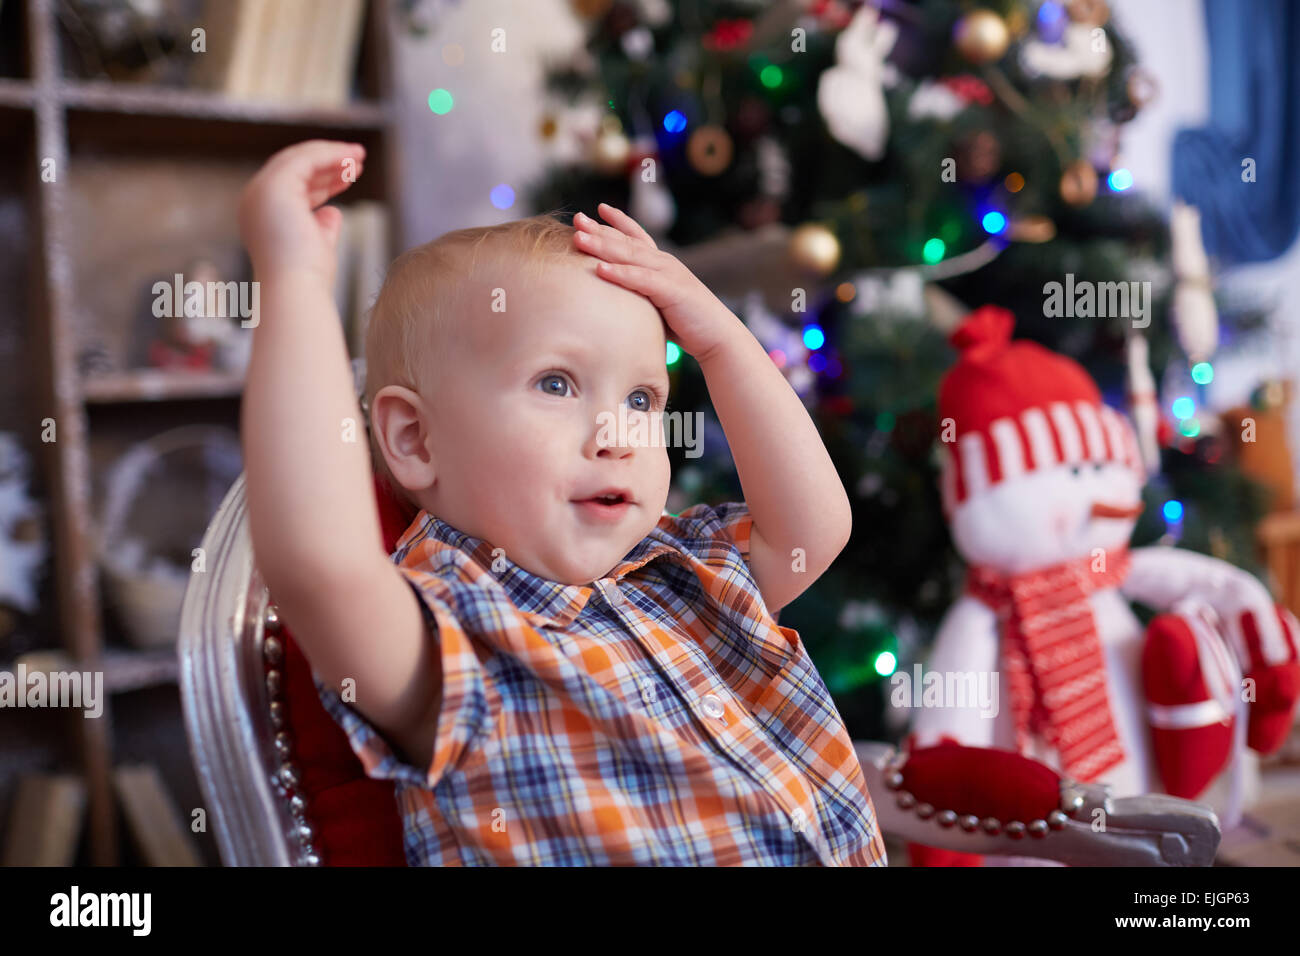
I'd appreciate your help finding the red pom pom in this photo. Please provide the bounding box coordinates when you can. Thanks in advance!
[949,305,1015,359]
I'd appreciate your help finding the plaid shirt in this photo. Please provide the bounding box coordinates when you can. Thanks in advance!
[313,501,887,866]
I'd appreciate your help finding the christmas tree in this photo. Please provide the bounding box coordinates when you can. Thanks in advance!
[530,0,1275,741]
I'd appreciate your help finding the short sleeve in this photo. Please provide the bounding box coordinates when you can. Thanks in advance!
[657,500,754,561]
[312,565,491,791]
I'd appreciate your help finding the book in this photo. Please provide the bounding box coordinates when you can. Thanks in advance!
[322,0,367,106]
[258,0,306,102]
[191,0,367,106]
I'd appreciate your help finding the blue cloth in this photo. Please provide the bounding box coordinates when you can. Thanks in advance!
[1171,0,1300,264]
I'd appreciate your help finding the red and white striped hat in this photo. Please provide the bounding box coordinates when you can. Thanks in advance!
[938,306,1144,514]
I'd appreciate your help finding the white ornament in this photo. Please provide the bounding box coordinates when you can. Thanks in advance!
[1170,200,1218,363]
[907,80,966,122]
[816,4,899,161]
[1020,23,1112,79]
[621,27,653,61]
[538,97,607,166]
[629,165,676,236]
[854,269,925,319]
[755,136,791,199]
[1126,332,1161,475]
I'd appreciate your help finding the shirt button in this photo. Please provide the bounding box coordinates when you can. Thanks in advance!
[700,694,726,720]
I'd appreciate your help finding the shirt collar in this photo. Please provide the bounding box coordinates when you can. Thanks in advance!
[394,511,683,629]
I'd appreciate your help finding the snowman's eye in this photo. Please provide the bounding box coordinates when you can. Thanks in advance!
[1094,462,1104,472]
[1070,465,1082,477]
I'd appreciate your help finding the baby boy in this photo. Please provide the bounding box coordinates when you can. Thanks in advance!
[238,139,886,866]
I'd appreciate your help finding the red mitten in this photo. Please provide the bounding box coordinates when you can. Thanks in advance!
[1238,604,1300,755]
[1142,609,1237,799]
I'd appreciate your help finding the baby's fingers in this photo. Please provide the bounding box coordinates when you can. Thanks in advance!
[267,139,366,204]
[597,202,657,248]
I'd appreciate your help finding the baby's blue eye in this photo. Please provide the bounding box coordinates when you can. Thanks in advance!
[538,374,570,396]
[628,390,652,411]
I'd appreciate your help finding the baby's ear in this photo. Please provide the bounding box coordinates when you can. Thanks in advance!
[371,385,437,493]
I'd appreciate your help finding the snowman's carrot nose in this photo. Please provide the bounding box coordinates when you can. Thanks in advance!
[1090,501,1144,519]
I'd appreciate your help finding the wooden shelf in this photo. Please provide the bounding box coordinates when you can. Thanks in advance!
[17,645,181,695]
[16,0,407,866]
[0,78,34,109]
[59,80,390,131]
[102,645,182,695]
[83,368,245,404]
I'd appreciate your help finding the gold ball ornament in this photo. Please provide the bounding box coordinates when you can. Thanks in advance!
[788,223,841,276]
[687,125,734,176]
[952,10,1010,65]
[1059,159,1099,206]
[592,127,631,176]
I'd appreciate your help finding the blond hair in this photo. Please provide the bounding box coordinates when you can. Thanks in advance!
[362,210,585,509]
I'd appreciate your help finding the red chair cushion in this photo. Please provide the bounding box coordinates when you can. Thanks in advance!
[901,734,1063,867]
[271,473,420,865]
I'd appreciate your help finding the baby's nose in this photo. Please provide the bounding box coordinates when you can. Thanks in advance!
[585,408,640,459]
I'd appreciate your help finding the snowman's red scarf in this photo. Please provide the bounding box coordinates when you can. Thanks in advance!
[965,549,1131,782]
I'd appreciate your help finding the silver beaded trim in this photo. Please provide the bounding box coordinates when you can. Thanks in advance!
[264,604,323,866]
[882,753,1054,841]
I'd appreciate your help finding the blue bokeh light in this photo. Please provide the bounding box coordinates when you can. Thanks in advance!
[802,324,825,350]
[1172,396,1195,419]
[1108,168,1134,191]
[663,110,687,134]
[1163,499,1185,523]
[981,210,1007,235]
[489,184,515,209]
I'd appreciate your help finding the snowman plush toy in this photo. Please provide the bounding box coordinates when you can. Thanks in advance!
[908,306,1300,866]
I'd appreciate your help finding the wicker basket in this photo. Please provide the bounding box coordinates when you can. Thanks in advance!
[98,425,243,649]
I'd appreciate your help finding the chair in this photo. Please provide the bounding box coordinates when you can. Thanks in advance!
[178,471,1223,866]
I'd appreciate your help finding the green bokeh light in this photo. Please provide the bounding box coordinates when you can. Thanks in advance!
[427,88,454,114]
[922,238,945,264]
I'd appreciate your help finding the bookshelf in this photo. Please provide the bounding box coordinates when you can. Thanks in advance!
[2,0,406,865]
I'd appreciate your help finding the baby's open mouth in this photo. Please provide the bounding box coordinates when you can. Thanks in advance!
[572,489,634,522]
[573,487,634,505]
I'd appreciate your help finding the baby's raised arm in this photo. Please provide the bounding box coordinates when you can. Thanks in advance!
[238,140,440,769]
